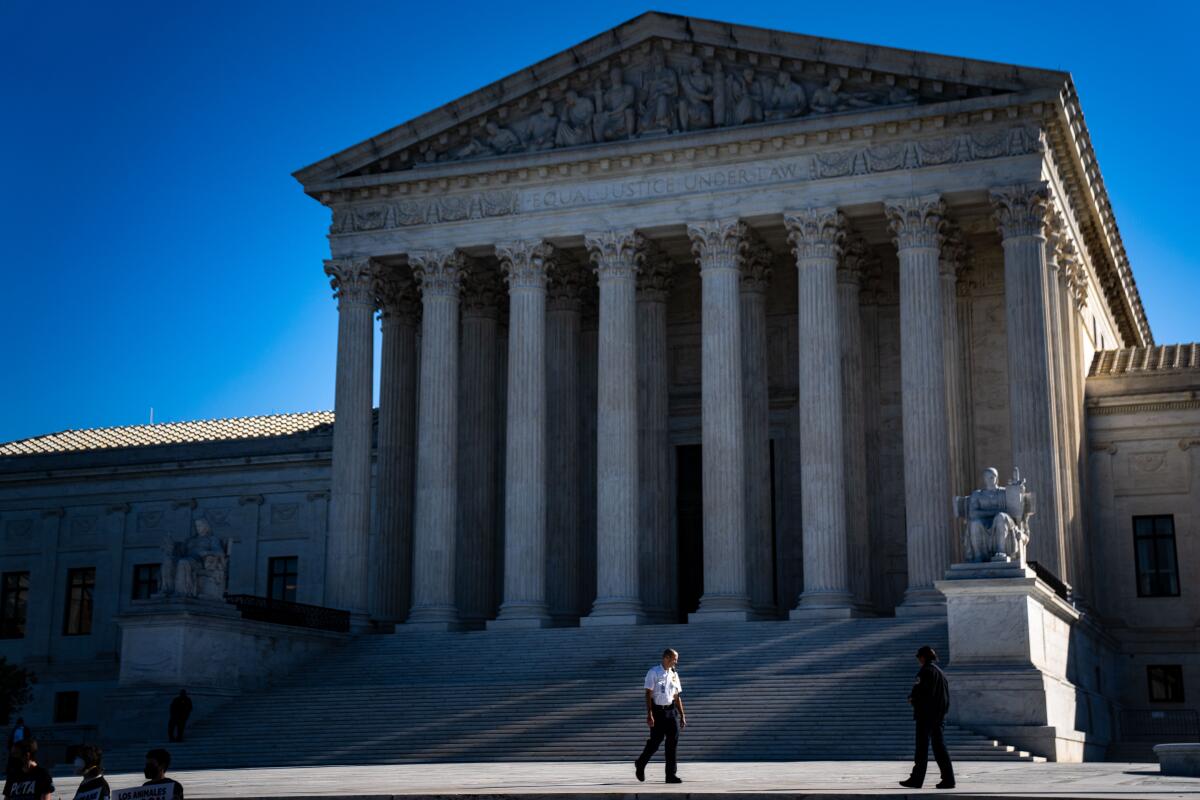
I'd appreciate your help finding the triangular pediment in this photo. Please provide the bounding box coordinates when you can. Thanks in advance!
[294,12,1067,189]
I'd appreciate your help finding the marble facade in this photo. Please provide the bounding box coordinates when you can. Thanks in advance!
[1,13,1195,759]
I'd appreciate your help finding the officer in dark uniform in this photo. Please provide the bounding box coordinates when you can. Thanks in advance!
[900,645,955,789]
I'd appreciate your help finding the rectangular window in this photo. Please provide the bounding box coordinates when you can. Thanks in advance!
[53,691,79,723]
[131,563,161,600]
[267,557,298,603]
[1133,515,1181,597]
[0,572,29,639]
[1148,665,1185,703]
[63,567,95,636]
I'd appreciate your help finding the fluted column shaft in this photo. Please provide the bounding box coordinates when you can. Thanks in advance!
[578,302,600,616]
[740,246,774,617]
[687,219,752,621]
[785,209,854,616]
[583,231,645,625]
[837,247,870,610]
[546,263,583,625]
[324,258,376,621]
[938,237,968,563]
[456,270,502,625]
[885,195,952,611]
[492,241,553,628]
[407,250,468,628]
[1063,265,1090,599]
[955,283,977,494]
[636,257,675,623]
[990,184,1064,575]
[373,270,419,623]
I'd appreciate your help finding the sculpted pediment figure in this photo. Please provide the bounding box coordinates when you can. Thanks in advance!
[295,13,1052,184]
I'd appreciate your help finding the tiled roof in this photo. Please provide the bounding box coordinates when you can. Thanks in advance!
[1089,344,1200,377]
[0,411,335,457]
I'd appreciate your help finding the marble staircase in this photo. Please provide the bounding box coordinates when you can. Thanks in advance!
[105,617,1044,769]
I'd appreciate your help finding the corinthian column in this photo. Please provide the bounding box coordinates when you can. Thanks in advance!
[636,247,675,623]
[784,208,854,617]
[406,250,468,629]
[686,219,753,621]
[1046,211,1078,587]
[491,240,553,629]
[939,229,970,562]
[839,238,871,611]
[323,258,377,623]
[884,195,951,614]
[456,265,502,626]
[739,236,775,618]
[582,230,646,625]
[546,257,585,625]
[372,267,419,624]
[990,183,1064,576]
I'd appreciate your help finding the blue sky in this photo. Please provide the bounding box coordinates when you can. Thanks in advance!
[2,0,1197,444]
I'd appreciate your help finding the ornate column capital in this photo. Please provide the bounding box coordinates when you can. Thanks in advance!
[784,207,846,262]
[687,218,749,270]
[548,255,588,311]
[884,194,945,251]
[497,240,555,290]
[839,237,871,287]
[989,182,1051,240]
[324,257,377,306]
[374,267,420,324]
[636,241,674,302]
[409,249,469,298]
[938,225,969,279]
[584,229,643,280]
[740,234,773,294]
[461,265,504,318]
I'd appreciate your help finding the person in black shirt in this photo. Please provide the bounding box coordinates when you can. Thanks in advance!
[168,690,193,743]
[143,748,184,800]
[3,740,53,800]
[73,745,110,800]
[900,645,955,789]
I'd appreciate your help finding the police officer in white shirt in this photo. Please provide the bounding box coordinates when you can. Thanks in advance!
[634,647,686,783]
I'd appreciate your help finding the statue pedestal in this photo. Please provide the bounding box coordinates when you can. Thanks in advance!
[935,563,1094,762]
[105,598,347,741]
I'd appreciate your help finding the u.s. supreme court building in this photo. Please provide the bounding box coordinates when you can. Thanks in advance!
[2,13,1197,765]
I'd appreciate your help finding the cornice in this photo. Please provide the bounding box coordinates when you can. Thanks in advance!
[1043,80,1151,347]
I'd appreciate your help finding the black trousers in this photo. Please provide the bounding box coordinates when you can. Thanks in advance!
[168,716,188,742]
[636,706,679,778]
[910,716,954,784]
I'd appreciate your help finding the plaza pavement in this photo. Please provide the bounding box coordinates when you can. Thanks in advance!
[49,760,1196,799]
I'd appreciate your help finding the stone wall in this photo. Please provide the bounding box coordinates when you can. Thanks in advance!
[0,433,333,733]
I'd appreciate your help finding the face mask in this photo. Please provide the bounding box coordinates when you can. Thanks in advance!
[144,765,158,780]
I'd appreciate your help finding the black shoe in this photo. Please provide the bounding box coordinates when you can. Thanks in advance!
[666,776,682,784]
[635,763,644,782]
[899,778,923,788]
[936,780,956,789]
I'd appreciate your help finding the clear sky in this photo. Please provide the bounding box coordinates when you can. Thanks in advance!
[2,0,1197,444]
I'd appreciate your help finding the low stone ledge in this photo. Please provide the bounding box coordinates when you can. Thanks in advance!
[1155,742,1200,777]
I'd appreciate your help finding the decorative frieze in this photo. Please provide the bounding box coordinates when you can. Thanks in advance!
[328,124,1044,233]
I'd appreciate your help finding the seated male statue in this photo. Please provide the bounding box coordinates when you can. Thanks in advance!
[954,467,1034,564]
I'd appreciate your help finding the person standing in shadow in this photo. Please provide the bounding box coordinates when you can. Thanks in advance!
[168,690,192,743]
[900,645,955,789]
